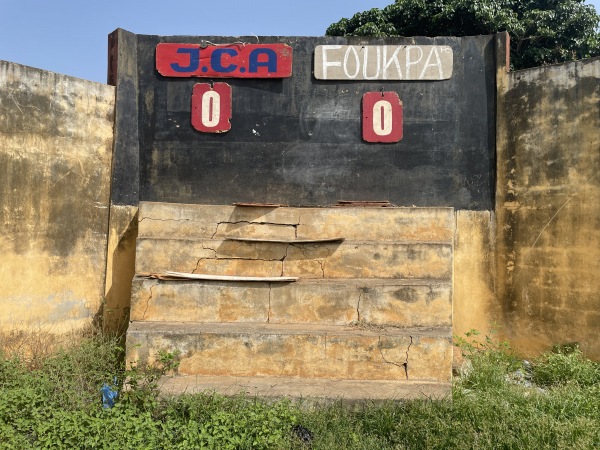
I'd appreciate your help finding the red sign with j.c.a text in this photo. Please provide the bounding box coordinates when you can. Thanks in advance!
[156,43,293,78]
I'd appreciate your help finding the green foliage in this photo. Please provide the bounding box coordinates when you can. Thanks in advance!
[1,332,600,449]
[122,348,181,411]
[156,396,296,449]
[454,328,520,389]
[326,0,600,69]
[532,344,600,387]
[40,335,125,412]
[0,340,297,449]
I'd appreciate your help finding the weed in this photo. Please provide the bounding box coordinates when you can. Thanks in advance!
[532,344,600,387]
[454,328,520,390]
[122,348,181,411]
[0,326,61,370]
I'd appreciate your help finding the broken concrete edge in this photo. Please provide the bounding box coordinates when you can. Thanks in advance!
[126,320,452,338]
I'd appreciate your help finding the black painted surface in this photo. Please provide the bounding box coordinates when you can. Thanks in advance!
[112,33,497,209]
[110,29,140,206]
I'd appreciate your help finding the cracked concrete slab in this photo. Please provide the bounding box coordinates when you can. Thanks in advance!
[127,322,452,382]
[130,278,271,323]
[136,238,452,279]
[137,203,454,244]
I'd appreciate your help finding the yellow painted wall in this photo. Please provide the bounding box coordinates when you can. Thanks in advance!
[0,61,115,333]
[496,56,600,359]
[453,211,500,342]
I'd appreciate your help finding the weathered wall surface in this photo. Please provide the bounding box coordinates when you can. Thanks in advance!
[0,61,115,332]
[496,57,600,358]
[103,206,137,333]
[453,210,499,343]
[102,30,140,333]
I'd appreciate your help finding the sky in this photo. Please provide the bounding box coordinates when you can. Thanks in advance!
[1,0,599,84]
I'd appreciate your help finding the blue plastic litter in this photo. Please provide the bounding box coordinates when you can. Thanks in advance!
[100,377,119,408]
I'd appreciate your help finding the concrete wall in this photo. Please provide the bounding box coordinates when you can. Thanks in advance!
[496,56,600,358]
[0,61,115,332]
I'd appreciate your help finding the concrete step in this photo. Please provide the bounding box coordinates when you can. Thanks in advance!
[126,322,452,383]
[158,375,451,402]
[137,202,455,243]
[135,237,452,279]
[130,277,452,327]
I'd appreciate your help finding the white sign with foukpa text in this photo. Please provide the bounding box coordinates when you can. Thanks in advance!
[314,45,453,81]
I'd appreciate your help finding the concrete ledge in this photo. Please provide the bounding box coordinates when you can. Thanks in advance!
[128,202,455,392]
[158,375,451,402]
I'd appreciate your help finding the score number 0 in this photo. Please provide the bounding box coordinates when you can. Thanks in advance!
[191,83,232,133]
[362,91,403,143]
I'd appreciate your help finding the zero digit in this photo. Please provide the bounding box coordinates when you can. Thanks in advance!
[191,83,232,133]
[372,100,393,136]
[201,90,221,128]
[362,92,403,143]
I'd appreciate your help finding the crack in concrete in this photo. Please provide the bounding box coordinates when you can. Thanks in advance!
[192,257,209,274]
[279,244,290,276]
[142,284,154,320]
[287,244,325,277]
[210,222,220,240]
[139,217,191,223]
[295,213,301,238]
[404,336,413,380]
[201,240,218,258]
[281,244,290,262]
[290,243,309,258]
[378,335,412,380]
[356,289,362,322]
[267,282,272,323]
[287,246,326,278]
[211,220,299,239]
[317,260,325,278]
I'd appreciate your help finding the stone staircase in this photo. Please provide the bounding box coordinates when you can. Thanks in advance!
[126,202,454,401]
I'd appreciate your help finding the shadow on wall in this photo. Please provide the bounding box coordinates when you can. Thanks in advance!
[103,211,138,335]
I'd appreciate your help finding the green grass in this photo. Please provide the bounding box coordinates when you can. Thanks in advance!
[1,331,599,449]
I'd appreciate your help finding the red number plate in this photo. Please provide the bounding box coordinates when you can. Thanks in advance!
[191,83,232,133]
[362,92,403,143]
